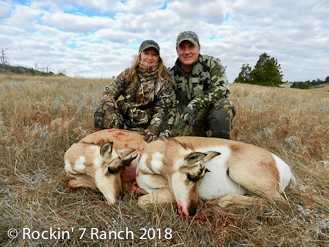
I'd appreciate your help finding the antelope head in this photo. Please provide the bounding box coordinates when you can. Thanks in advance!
[169,151,220,216]
[94,142,137,204]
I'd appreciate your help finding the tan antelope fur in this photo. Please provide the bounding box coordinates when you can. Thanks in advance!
[135,136,295,216]
[64,129,148,204]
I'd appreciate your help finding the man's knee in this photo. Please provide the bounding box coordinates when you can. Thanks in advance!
[171,108,208,137]
[209,99,236,139]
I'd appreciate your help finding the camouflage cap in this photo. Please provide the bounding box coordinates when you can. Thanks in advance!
[176,31,199,47]
[139,40,160,54]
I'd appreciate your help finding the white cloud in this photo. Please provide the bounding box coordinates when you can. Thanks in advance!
[0,1,11,20]
[41,12,113,33]
[1,0,328,82]
[5,4,41,30]
[116,0,165,14]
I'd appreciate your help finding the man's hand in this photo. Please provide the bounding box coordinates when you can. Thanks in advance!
[181,104,198,125]
[144,125,159,143]
[159,124,172,139]
[159,129,171,139]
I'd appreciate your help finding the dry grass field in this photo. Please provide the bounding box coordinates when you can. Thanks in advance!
[1,74,328,246]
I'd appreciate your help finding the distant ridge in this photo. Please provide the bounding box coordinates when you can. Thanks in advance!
[0,63,65,76]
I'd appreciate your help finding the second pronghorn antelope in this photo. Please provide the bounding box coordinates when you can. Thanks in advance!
[135,136,296,216]
[64,129,147,204]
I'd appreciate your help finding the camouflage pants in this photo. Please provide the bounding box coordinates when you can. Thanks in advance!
[171,98,236,139]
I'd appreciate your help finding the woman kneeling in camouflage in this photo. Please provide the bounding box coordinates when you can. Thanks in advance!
[94,40,174,143]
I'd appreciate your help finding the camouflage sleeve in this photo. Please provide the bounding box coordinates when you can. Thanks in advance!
[163,70,178,131]
[189,59,230,109]
[149,80,175,129]
[160,89,177,132]
[101,69,129,103]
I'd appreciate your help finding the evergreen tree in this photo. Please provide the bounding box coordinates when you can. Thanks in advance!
[250,53,283,86]
[234,53,284,87]
[234,64,252,84]
[325,76,329,83]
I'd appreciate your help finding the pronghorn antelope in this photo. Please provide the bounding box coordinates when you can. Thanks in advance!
[64,129,148,204]
[135,136,296,216]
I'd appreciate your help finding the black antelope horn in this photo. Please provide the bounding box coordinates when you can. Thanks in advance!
[123,154,138,166]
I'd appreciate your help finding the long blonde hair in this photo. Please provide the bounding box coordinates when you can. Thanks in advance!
[126,51,173,88]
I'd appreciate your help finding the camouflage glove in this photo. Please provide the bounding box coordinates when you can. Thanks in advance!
[181,104,199,125]
[158,123,172,139]
[159,129,171,139]
[144,125,159,143]
[94,103,106,131]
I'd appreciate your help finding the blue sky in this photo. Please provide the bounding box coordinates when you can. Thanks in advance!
[1,0,328,82]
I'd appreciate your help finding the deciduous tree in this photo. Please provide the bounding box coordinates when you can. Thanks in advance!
[1,48,9,64]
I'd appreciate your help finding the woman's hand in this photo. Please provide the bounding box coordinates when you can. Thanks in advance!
[143,125,159,143]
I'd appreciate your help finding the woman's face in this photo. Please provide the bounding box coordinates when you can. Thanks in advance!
[140,48,159,66]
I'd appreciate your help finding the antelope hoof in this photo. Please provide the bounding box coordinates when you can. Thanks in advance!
[138,196,152,207]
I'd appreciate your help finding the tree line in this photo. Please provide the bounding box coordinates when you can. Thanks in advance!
[289,77,329,89]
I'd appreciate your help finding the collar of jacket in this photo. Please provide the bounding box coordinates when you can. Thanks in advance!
[137,61,159,76]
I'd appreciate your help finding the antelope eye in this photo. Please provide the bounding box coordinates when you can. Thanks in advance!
[186,173,200,182]
[107,167,118,174]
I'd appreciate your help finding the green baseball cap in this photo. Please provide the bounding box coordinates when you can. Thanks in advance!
[176,31,199,47]
[139,40,160,54]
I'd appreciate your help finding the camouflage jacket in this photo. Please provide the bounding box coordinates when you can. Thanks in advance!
[170,54,230,113]
[101,67,174,130]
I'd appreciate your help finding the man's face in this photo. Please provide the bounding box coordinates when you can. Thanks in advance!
[176,41,200,68]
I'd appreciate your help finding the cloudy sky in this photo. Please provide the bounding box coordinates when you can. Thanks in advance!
[1,0,328,82]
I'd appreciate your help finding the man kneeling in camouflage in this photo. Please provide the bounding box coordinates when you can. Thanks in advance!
[168,31,236,139]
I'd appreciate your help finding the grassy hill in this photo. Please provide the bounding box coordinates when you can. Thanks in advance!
[0,75,328,246]
[310,82,329,92]
[0,63,65,76]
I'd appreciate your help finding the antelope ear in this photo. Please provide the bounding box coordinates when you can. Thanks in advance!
[117,148,135,158]
[100,142,113,158]
[201,151,221,163]
[184,152,207,167]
